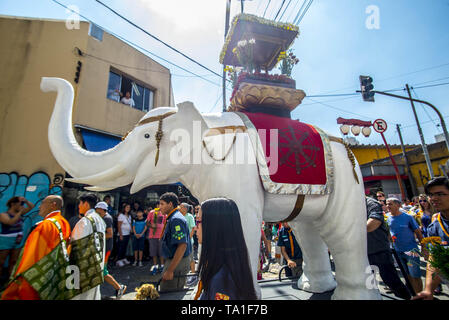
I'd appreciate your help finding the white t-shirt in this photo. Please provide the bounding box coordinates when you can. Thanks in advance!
[118,213,132,236]
[121,97,135,107]
[71,209,106,300]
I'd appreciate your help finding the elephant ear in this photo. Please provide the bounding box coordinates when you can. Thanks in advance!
[137,106,178,126]
[176,101,205,123]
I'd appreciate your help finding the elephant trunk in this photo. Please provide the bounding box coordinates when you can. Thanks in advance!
[41,77,127,183]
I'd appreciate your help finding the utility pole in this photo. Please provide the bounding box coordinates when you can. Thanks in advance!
[405,84,435,178]
[223,0,231,112]
[397,124,418,197]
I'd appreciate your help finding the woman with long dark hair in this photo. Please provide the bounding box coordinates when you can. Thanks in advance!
[194,198,257,300]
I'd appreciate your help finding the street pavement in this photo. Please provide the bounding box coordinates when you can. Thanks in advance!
[100,253,449,300]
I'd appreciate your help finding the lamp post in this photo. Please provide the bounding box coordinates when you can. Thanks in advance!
[337,117,407,201]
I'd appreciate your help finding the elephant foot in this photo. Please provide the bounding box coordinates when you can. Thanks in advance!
[331,286,381,300]
[297,272,337,293]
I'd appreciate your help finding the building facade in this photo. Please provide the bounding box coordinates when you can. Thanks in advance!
[354,142,449,200]
[0,16,178,216]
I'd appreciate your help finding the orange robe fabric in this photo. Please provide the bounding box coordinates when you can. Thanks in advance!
[1,211,71,300]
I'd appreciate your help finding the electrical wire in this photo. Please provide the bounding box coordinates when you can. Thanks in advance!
[278,0,294,21]
[79,49,218,78]
[304,97,377,121]
[273,0,286,21]
[94,0,223,80]
[291,0,307,25]
[411,87,441,131]
[400,116,449,129]
[51,0,228,88]
[208,91,224,113]
[263,0,272,17]
[294,0,313,25]
[286,0,302,22]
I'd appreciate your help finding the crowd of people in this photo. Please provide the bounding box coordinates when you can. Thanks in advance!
[0,175,448,300]
[367,176,449,300]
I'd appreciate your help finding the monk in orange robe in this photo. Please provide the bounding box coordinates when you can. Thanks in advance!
[1,195,71,300]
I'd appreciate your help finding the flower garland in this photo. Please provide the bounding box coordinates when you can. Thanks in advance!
[277,49,300,77]
[219,13,299,64]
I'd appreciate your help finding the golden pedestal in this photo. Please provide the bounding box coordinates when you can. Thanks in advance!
[228,82,306,113]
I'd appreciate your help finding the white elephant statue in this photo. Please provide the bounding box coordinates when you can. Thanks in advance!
[41,77,381,300]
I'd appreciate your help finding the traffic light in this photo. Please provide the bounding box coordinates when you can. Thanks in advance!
[359,75,375,102]
[74,60,82,83]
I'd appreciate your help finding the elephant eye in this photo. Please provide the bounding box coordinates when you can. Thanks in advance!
[144,133,150,139]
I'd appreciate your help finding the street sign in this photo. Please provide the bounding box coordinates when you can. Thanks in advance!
[373,119,387,133]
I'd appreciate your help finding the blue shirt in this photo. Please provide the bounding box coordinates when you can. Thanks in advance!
[161,210,191,259]
[199,265,238,300]
[387,213,420,252]
[277,227,302,260]
[427,213,449,246]
[133,218,146,234]
[421,213,433,238]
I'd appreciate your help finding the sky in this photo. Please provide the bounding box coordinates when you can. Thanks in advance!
[1,0,449,147]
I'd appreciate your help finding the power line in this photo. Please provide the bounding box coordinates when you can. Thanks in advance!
[308,62,449,97]
[263,0,272,17]
[412,81,449,90]
[294,0,313,25]
[278,0,294,21]
[286,0,302,22]
[80,49,218,78]
[377,62,449,83]
[208,91,224,113]
[273,0,286,21]
[400,116,449,129]
[255,0,265,14]
[51,0,228,88]
[291,0,307,24]
[304,97,377,121]
[411,87,441,131]
[307,93,359,98]
[93,0,223,80]
[412,75,449,86]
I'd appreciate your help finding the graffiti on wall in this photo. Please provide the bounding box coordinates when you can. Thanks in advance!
[0,171,64,244]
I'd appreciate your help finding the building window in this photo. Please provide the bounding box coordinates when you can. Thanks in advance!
[89,23,104,41]
[106,71,122,102]
[106,70,155,112]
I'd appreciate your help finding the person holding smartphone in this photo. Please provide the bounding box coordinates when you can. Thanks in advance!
[0,196,34,282]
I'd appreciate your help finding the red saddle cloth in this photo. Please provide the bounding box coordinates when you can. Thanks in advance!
[242,111,327,185]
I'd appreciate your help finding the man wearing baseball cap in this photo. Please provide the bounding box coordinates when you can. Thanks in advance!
[95,201,127,299]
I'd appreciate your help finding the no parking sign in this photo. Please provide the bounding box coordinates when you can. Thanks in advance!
[373,119,387,133]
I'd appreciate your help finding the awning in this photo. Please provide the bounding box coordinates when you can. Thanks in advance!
[79,128,121,152]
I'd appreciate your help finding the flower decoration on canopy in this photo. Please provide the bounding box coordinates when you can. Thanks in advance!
[277,49,300,77]
[232,38,257,73]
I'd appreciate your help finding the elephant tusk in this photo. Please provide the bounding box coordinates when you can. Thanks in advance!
[65,164,127,185]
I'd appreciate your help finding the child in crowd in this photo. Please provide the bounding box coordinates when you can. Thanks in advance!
[132,210,147,266]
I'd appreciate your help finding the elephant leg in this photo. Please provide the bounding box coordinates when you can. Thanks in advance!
[290,220,337,293]
[324,235,381,300]
[318,203,382,300]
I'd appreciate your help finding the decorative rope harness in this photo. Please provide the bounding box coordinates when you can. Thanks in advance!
[329,136,360,184]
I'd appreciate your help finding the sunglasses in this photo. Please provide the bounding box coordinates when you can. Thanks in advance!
[419,200,427,203]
